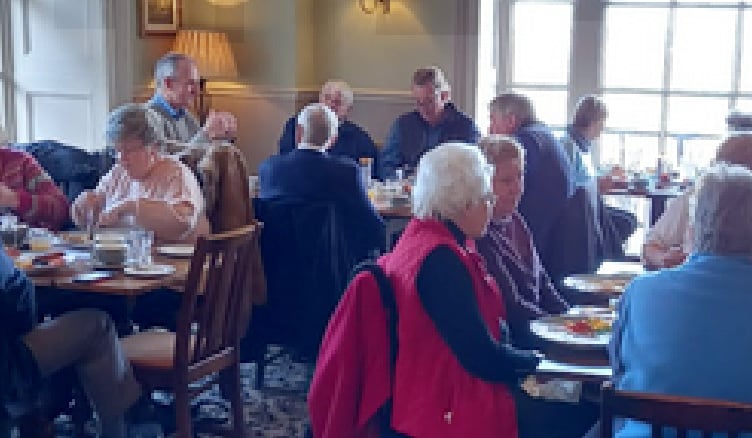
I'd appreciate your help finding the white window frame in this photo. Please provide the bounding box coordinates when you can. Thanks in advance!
[482,0,752,169]
[0,0,14,140]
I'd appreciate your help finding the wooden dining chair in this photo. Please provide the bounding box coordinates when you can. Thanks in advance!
[601,381,752,437]
[121,223,262,438]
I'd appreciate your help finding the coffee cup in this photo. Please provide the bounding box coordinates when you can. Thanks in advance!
[94,242,128,266]
[1,224,28,247]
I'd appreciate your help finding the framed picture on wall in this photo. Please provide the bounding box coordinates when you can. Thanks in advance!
[139,0,181,37]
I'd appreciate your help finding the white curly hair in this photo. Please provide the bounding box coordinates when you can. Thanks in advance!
[412,142,493,220]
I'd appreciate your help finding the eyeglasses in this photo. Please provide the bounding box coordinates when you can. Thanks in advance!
[415,93,441,109]
[114,145,148,160]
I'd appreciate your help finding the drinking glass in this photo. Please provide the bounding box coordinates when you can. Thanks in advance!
[128,229,154,267]
[1,214,18,247]
[139,230,154,266]
[28,228,52,252]
[359,157,373,189]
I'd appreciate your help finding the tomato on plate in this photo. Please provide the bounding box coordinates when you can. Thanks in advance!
[565,320,593,335]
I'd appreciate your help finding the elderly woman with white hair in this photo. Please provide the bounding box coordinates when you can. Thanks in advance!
[606,163,752,438]
[277,80,379,176]
[378,142,540,437]
[72,103,210,243]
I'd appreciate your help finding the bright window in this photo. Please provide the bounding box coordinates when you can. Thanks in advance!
[476,0,573,131]
[602,7,668,90]
[478,1,752,173]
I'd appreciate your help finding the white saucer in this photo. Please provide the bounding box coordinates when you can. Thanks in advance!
[124,264,176,278]
[156,245,194,258]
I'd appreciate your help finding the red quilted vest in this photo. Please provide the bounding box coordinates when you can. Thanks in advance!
[381,218,518,438]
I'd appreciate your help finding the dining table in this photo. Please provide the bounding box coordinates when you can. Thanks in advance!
[561,260,644,306]
[530,305,614,386]
[603,185,684,226]
[18,242,194,333]
[26,254,190,294]
[529,260,644,384]
[374,202,412,250]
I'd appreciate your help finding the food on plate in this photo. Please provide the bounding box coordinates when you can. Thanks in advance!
[65,233,90,245]
[13,256,33,270]
[564,317,612,336]
[32,252,66,268]
[13,252,66,271]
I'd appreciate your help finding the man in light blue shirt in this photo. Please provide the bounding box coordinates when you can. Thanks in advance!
[609,161,752,438]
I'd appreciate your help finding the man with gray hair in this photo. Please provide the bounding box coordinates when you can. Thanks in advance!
[147,52,237,145]
[489,92,579,282]
[606,162,752,438]
[380,66,479,179]
[259,103,384,253]
[278,80,378,176]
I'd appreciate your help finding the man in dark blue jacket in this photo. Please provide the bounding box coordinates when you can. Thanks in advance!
[0,248,140,438]
[261,102,385,256]
[488,93,583,281]
[380,66,479,179]
[278,80,379,178]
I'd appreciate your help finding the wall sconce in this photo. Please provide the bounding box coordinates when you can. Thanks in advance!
[359,0,390,14]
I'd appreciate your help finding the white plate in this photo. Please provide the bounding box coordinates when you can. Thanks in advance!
[562,274,634,295]
[124,264,176,278]
[157,245,194,258]
[529,315,613,349]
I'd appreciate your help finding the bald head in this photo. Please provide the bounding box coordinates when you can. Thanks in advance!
[296,103,339,149]
[715,134,752,170]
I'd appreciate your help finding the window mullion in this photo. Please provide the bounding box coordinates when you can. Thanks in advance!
[497,0,512,93]
[660,2,676,157]
[731,3,744,111]
[0,0,12,140]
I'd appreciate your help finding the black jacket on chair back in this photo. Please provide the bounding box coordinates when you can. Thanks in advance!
[253,199,365,357]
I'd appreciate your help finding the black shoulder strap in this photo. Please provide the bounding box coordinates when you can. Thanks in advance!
[351,261,398,370]
[351,261,408,437]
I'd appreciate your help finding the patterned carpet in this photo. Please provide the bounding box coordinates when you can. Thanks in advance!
[50,349,312,438]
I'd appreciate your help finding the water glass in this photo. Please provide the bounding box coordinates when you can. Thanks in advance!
[1,214,18,247]
[1,213,17,230]
[128,229,154,267]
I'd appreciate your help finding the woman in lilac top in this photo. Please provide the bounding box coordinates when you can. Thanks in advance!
[475,135,569,348]
[476,135,598,438]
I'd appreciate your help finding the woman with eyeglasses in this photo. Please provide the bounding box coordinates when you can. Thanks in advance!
[377,142,541,437]
[475,135,570,348]
[475,135,602,438]
[71,103,210,244]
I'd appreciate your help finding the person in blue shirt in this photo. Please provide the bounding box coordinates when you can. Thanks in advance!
[146,52,237,146]
[278,80,379,178]
[606,163,752,438]
[560,95,637,261]
[380,66,479,180]
[0,246,141,438]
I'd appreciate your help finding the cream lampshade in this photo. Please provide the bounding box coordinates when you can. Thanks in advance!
[172,29,238,122]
